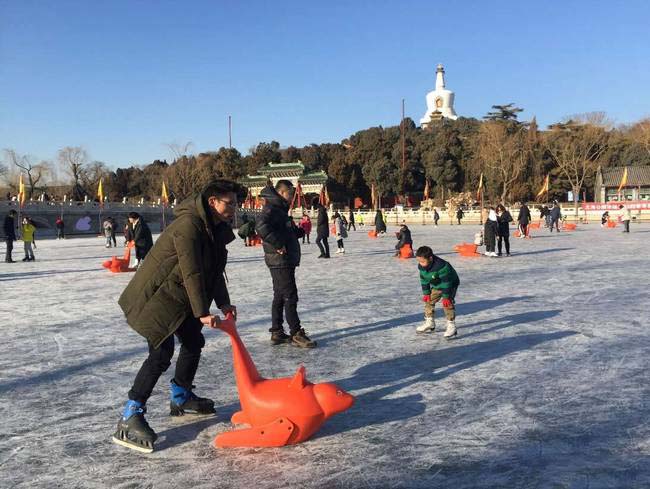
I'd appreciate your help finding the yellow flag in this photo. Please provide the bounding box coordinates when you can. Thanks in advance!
[18,174,26,207]
[97,178,104,207]
[617,167,628,193]
[161,181,169,206]
[537,174,549,198]
[476,173,483,199]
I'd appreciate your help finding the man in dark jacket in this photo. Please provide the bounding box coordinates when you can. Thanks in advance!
[128,212,154,265]
[347,209,356,231]
[456,208,464,225]
[518,204,531,238]
[3,210,17,263]
[394,224,413,256]
[549,202,561,233]
[375,209,386,234]
[313,196,330,259]
[113,180,239,453]
[257,181,315,348]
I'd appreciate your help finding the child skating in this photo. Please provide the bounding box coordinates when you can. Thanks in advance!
[415,246,460,338]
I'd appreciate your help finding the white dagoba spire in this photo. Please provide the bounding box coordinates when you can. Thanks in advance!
[435,63,446,90]
[421,63,458,126]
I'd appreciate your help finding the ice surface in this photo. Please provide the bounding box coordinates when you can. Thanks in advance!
[1,223,649,488]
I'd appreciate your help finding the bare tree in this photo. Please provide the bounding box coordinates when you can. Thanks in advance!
[82,161,111,199]
[165,155,211,200]
[57,146,88,199]
[477,122,530,204]
[3,149,50,198]
[627,118,650,157]
[544,117,609,215]
[166,141,194,160]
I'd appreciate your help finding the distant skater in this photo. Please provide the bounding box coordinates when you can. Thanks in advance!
[496,204,513,256]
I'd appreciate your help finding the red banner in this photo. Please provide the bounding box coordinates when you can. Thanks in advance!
[582,201,650,211]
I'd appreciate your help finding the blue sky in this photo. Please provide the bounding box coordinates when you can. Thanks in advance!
[1,0,649,169]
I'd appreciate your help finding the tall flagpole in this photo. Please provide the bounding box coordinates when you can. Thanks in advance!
[228,115,232,149]
[401,98,406,204]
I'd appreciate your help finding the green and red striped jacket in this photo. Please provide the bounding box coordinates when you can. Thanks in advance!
[418,256,460,299]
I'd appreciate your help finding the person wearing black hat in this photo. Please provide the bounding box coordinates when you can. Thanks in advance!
[3,209,17,263]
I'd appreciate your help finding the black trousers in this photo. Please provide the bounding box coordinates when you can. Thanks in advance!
[550,218,560,232]
[128,317,205,404]
[624,220,630,232]
[347,222,356,231]
[316,234,330,257]
[4,238,13,262]
[485,235,496,252]
[497,235,510,255]
[269,267,301,335]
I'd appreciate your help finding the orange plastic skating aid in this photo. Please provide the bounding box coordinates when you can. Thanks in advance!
[563,223,577,231]
[368,230,377,238]
[102,241,136,273]
[529,222,541,230]
[214,314,355,448]
[399,243,414,259]
[453,243,480,257]
[607,220,617,228]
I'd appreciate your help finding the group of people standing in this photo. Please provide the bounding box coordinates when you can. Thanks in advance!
[539,202,563,232]
[482,205,515,257]
[3,210,37,262]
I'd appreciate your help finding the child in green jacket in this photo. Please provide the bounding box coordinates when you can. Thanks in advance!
[415,246,460,338]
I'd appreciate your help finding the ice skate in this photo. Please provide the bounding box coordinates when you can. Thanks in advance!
[443,320,457,339]
[112,400,157,453]
[291,328,317,348]
[270,330,291,345]
[169,379,215,416]
[416,316,435,334]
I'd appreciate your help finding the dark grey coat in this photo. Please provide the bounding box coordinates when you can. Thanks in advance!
[256,186,304,269]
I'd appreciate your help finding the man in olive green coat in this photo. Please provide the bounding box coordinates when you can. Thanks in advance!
[113,180,239,453]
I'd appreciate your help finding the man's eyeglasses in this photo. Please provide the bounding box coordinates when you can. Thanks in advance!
[216,199,236,207]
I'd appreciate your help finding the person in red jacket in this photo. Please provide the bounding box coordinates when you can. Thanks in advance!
[299,213,312,244]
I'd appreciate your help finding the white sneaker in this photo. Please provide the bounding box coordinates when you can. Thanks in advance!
[444,320,457,339]
[340,248,345,254]
[416,317,435,333]
[335,249,342,254]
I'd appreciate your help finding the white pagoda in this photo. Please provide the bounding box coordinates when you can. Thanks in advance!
[420,64,458,127]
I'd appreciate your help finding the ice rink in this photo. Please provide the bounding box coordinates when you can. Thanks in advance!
[1,222,649,488]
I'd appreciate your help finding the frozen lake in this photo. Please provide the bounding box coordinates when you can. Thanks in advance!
[1,222,649,488]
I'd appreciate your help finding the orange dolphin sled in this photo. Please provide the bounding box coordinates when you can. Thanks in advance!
[214,314,355,448]
[453,243,480,257]
[102,241,136,273]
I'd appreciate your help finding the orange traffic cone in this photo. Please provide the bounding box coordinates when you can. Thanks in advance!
[213,314,355,448]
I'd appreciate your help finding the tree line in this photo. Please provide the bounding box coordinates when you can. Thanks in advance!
[3,105,650,207]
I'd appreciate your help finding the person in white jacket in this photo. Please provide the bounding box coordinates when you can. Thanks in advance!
[333,211,348,253]
[619,204,632,233]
